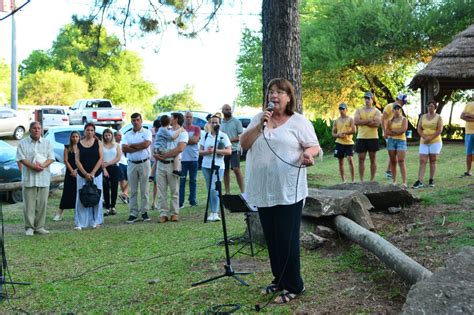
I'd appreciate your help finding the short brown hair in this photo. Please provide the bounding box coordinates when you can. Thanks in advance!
[160,115,170,127]
[265,78,296,116]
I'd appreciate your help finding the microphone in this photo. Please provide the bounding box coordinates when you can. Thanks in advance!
[263,102,275,129]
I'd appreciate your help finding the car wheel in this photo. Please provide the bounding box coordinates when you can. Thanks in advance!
[9,189,23,204]
[13,126,25,140]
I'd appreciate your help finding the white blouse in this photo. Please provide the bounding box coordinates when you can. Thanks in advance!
[243,112,319,208]
[103,144,118,164]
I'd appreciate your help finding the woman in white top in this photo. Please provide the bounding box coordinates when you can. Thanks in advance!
[102,128,122,215]
[198,114,231,222]
[240,78,320,305]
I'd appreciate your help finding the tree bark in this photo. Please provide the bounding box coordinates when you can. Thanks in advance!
[334,215,433,284]
[262,0,302,113]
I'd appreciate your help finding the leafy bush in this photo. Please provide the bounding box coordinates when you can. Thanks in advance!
[442,124,464,140]
[311,118,336,150]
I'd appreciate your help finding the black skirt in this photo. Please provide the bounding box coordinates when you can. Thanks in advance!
[59,148,78,210]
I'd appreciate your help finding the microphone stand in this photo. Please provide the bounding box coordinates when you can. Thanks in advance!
[193,127,250,287]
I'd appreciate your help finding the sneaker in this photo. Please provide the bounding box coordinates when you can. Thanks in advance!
[214,213,221,221]
[412,180,424,189]
[52,214,62,221]
[25,228,34,236]
[159,216,168,223]
[142,212,151,222]
[119,194,129,204]
[170,214,179,222]
[126,215,139,224]
[429,179,435,188]
[460,172,472,178]
[384,170,393,179]
[207,213,216,222]
[35,228,50,235]
[172,170,181,177]
[74,226,82,231]
[104,209,110,216]
[179,204,185,209]
[190,203,198,207]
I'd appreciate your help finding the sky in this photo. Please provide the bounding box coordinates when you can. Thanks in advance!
[0,0,262,113]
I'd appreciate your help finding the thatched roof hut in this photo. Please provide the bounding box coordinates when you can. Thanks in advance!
[409,24,474,113]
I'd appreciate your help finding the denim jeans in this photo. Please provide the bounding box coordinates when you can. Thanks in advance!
[179,161,198,207]
[201,167,224,213]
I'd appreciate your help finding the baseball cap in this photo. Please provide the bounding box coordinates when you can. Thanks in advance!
[396,93,408,105]
[364,91,373,99]
[338,103,348,110]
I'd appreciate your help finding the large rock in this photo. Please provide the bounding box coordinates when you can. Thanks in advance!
[305,188,374,230]
[328,182,419,211]
[402,246,474,314]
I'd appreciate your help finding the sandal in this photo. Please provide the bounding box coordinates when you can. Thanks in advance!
[273,288,305,305]
[260,283,279,296]
[104,209,110,216]
[110,208,117,215]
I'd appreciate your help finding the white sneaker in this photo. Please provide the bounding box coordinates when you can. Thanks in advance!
[74,226,82,231]
[214,214,221,221]
[25,228,34,236]
[207,213,216,222]
[53,214,62,221]
[36,228,50,235]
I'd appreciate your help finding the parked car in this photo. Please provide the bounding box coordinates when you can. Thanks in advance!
[0,140,66,203]
[0,107,30,140]
[68,99,125,130]
[155,111,211,130]
[30,106,70,131]
[119,122,153,135]
[44,125,115,162]
[235,114,254,129]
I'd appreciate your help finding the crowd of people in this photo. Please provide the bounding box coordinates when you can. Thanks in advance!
[14,78,473,305]
[332,92,473,189]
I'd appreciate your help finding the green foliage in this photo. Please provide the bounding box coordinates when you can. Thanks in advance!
[236,28,263,107]
[0,59,10,104]
[19,69,89,105]
[19,50,54,78]
[311,118,335,150]
[442,124,464,140]
[19,17,156,109]
[153,85,202,113]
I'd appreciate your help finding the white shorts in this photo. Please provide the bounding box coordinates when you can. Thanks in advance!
[419,141,442,155]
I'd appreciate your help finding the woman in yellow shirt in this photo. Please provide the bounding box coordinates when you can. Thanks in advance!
[412,100,443,189]
[385,104,408,188]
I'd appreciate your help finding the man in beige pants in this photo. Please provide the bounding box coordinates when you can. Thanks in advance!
[16,121,55,236]
[154,112,188,223]
[122,113,152,223]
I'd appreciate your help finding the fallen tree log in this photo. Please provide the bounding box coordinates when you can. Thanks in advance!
[0,175,64,192]
[334,215,433,284]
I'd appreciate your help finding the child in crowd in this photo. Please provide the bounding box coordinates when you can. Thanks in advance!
[154,115,185,176]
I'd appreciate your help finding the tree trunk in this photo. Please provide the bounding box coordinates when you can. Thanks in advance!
[334,215,433,284]
[262,0,302,113]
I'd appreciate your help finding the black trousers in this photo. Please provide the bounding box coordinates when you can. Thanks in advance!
[258,200,304,294]
[103,165,119,208]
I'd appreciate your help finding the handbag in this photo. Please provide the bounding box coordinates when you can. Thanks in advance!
[79,179,101,208]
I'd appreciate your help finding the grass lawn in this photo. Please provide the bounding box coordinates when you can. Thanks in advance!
[0,143,472,313]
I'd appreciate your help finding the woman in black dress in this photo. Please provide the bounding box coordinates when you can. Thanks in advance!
[54,131,80,221]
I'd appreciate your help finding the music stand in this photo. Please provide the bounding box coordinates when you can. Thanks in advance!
[222,194,265,257]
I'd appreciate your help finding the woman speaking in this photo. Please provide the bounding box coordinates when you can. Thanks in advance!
[240,78,320,304]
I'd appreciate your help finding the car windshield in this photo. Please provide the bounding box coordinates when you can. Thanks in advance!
[0,141,16,163]
[53,130,105,144]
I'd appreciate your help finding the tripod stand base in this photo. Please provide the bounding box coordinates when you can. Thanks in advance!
[192,264,251,287]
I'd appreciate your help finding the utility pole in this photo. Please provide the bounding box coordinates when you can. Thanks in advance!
[10,0,17,110]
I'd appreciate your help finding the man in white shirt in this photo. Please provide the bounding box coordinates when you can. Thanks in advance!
[16,121,55,236]
[122,113,152,223]
[154,112,188,223]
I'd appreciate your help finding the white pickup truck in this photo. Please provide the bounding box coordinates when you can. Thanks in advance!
[68,99,125,129]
